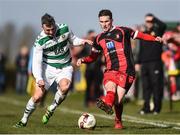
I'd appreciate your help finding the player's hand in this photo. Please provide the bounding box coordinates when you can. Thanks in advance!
[82,39,93,45]
[76,58,84,66]
[92,47,101,53]
[155,36,163,43]
[135,64,141,72]
[37,80,45,88]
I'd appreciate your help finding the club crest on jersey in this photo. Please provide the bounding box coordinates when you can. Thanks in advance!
[116,34,120,39]
[62,35,65,38]
[106,41,115,49]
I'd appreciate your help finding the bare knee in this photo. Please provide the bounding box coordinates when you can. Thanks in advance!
[59,79,71,94]
[32,86,45,103]
[104,81,117,92]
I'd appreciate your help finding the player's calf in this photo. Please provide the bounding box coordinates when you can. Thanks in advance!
[42,90,67,124]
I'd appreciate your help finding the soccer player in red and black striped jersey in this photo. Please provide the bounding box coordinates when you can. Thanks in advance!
[77,9,162,129]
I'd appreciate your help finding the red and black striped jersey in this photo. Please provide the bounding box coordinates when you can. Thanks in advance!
[83,26,157,76]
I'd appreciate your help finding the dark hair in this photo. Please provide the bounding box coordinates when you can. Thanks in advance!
[98,9,112,19]
[87,30,95,35]
[145,13,154,17]
[41,13,55,26]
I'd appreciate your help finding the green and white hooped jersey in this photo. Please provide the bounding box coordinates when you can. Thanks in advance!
[32,23,84,81]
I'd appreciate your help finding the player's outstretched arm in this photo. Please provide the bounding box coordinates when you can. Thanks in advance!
[81,39,93,46]
[135,31,163,43]
[68,29,93,46]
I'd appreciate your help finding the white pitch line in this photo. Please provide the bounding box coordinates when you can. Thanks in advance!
[60,107,169,128]
[0,97,180,130]
[123,114,180,127]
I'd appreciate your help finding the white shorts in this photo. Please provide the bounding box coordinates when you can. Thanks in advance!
[42,63,73,90]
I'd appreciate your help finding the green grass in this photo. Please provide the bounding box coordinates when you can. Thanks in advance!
[0,90,180,134]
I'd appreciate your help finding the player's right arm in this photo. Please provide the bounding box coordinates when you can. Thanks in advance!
[76,35,102,66]
[68,28,93,46]
[32,39,45,88]
[77,48,100,66]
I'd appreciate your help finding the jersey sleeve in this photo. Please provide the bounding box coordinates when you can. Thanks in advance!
[28,47,34,73]
[135,31,156,41]
[82,48,100,63]
[121,26,157,42]
[32,40,44,82]
[68,29,84,46]
[82,36,102,63]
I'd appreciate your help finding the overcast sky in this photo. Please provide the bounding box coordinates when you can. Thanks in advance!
[0,0,180,36]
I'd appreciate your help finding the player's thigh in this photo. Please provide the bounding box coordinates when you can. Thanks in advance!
[42,63,56,90]
[56,66,73,92]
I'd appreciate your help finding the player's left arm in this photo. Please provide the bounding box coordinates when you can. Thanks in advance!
[121,26,162,43]
[68,29,93,46]
[32,43,43,83]
[133,30,163,42]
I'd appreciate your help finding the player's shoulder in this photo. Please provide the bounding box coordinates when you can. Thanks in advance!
[116,26,132,31]
[116,26,135,34]
[57,23,69,29]
[96,32,104,42]
[56,23,70,35]
[34,31,50,46]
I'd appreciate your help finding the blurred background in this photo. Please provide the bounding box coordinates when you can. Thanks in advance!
[0,0,180,109]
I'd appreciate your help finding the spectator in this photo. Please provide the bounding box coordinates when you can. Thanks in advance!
[162,23,180,101]
[0,50,6,94]
[136,13,166,115]
[15,46,29,94]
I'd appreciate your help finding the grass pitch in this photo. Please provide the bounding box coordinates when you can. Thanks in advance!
[0,90,180,134]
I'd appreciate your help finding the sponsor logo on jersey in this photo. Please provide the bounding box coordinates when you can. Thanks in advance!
[106,41,115,49]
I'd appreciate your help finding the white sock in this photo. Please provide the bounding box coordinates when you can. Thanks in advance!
[49,90,67,111]
[21,97,36,124]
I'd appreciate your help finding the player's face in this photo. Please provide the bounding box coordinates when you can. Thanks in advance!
[145,17,153,30]
[145,21,153,30]
[99,16,113,32]
[42,24,56,37]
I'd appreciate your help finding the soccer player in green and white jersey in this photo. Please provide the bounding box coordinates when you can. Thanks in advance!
[14,13,93,128]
